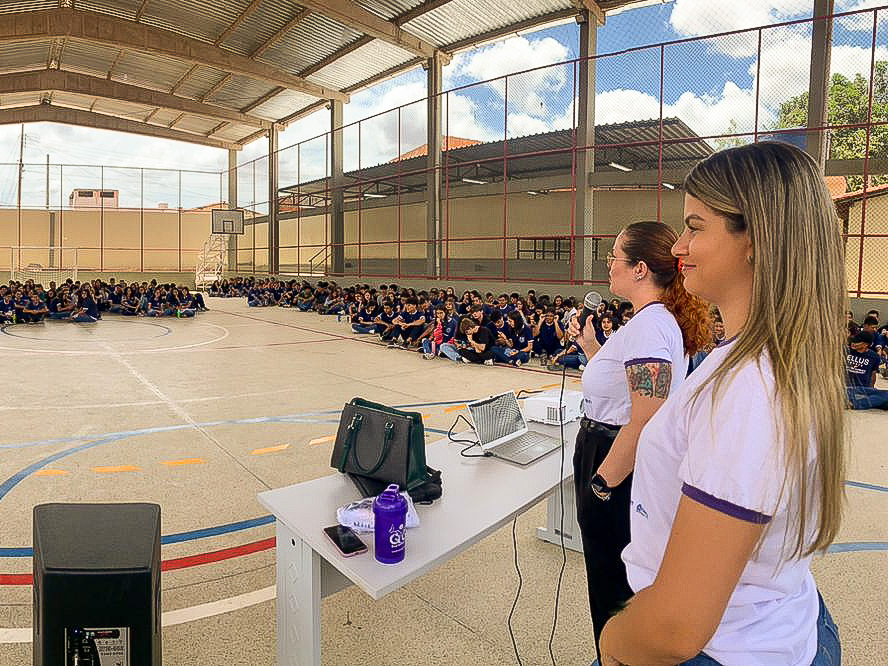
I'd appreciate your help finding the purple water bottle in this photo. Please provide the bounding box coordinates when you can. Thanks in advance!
[373,484,407,564]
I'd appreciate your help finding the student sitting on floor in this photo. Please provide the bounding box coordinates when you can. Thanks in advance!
[182,286,208,312]
[549,338,586,371]
[845,330,888,410]
[388,297,427,349]
[351,301,378,334]
[175,288,196,317]
[458,317,495,365]
[532,307,564,364]
[422,305,448,359]
[0,292,15,323]
[21,293,48,323]
[71,288,100,322]
[121,288,140,316]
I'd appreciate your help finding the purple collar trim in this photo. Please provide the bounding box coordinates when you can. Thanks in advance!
[716,333,739,348]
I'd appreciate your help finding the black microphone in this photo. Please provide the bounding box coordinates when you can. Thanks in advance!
[577,290,603,333]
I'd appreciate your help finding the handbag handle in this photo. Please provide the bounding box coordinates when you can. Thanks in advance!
[351,420,395,476]
[337,413,363,473]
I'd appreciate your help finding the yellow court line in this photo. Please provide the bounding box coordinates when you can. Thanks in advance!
[540,383,561,389]
[421,413,432,419]
[308,435,335,447]
[160,458,206,466]
[93,465,141,473]
[444,404,466,413]
[251,443,290,455]
[34,469,69,476]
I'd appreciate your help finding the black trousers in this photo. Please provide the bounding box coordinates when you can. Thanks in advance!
[573,419,633,658]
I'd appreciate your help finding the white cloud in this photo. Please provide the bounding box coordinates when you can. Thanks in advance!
[669,0,810,57]
[445,36,571,117]
[836,0,887,32]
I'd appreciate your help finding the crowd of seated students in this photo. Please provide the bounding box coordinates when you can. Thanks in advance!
[218,277,654,369]
[0,277,208,324]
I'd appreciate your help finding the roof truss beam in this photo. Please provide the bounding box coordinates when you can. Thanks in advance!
[296,0,445,62]
[0,8,348,102]
[0,70,271,128]
[572,1,606,26]
[0,104,241,150]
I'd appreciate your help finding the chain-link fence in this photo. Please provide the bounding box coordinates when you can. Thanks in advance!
[2,5,886,296]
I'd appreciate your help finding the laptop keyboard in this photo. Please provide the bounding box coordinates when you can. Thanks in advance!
[494,431,557,456]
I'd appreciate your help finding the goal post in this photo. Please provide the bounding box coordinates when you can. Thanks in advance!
[7,246,79,285]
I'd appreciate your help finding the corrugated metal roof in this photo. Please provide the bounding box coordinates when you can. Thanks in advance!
[175,115,224,134]
[213,123,260,141]
[113,51,193,92]
[0,1,55,16]
[306,39,416,91]
[174,66,231,101]
[49,91,97,111]
[91,96,154,119]
[220,0,307,58]
[0,40,48,74]
[0,91,44,108]
[139,0,244,43]
[62,39,120,79]
[146,108,184,126]
[259,13,364,75]
[403,0,570,48]
[250,89,319,121]
[206,75,277,109]
[76,0,138,21]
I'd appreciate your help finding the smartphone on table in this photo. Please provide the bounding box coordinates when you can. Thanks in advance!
[323,525,368,557]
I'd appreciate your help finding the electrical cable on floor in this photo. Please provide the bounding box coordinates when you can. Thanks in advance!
[548,360,570,665]
[507,516,524,666]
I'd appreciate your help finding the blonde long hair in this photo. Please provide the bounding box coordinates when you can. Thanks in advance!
[683,142,846,557]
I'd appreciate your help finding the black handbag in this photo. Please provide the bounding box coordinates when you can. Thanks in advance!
[331,397,428,492]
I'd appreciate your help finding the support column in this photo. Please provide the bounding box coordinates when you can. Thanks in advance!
[806,0,834,168]
[425,55,444,278]
[268,124,279,275]
[227,150,238,273]
[574,10,600,283]
[330,100,345,276]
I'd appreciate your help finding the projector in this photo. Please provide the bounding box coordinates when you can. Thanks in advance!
[523,389,583,425]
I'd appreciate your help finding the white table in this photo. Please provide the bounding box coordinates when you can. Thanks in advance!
[258,420,581,666]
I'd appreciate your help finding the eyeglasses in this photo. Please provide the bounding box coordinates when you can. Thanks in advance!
[606,252,634,268]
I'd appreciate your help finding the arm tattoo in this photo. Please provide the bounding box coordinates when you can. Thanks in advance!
[627,362,672,399]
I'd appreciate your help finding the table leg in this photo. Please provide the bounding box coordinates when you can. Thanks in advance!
[276,522,322,666]
[536,478,583,552]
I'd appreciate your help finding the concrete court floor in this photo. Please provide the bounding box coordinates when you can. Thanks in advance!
[0,296,884,665]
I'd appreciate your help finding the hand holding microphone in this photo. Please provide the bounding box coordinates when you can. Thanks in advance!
[568,290,603,348]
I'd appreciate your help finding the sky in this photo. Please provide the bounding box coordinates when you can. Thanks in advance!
[0,0,884,209]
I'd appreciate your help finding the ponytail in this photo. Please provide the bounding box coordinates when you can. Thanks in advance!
[662,269,711,356]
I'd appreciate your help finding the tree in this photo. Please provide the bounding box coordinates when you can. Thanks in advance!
[774,61,888,191]
[712,119,748,151]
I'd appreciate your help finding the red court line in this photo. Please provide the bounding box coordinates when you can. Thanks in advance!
[0,537,276,586]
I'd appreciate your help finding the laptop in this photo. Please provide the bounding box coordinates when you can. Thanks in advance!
[466,391,562,465]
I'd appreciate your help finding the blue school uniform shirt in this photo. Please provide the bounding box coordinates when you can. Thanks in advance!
[442,316,458,341]
[846,347,881,387]
[399,310,425,326]
[510,325,533,350]
[0,299,14,313]
[536,321,559,346]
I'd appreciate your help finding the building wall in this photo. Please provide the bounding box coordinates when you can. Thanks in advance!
[846,196,888,296]
[0,209,212,272]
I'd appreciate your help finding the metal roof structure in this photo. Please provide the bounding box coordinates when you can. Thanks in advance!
[0,0,653,151]
[279,117,712,207]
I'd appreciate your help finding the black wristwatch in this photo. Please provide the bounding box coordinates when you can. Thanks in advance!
[590,473,612,501]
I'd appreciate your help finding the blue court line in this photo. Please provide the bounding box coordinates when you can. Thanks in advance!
[0,399,469,452]
[0,514,279,557]
[844,480,888,493]
[826,542,888,553]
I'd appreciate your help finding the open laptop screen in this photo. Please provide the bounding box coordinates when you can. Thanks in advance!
[468,392,526,446]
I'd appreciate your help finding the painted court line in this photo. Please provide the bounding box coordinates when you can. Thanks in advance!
[33,469,68,476]
[444,404,466,413]
[308,435,335,447]
[93,465,141,473]
[251,444,290,455]
[161,458,205,466]
[0,585,278,644]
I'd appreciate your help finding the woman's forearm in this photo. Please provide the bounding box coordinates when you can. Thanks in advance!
[596,421,642,487]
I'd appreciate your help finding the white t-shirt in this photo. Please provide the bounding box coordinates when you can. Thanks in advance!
[581,302,686,425]
[623,339,819,666]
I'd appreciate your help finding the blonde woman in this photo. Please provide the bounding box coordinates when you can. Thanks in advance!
[599,142,845,665]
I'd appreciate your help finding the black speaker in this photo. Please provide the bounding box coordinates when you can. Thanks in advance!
[33,503,162,665]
